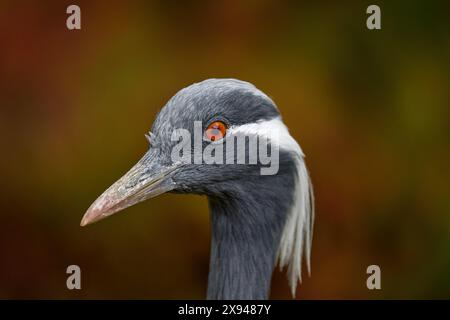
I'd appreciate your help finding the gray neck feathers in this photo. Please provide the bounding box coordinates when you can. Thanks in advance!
[206,160,296,299]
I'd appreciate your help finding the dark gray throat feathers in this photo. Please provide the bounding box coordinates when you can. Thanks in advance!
[206,167,296,300]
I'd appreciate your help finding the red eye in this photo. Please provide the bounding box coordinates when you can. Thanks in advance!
[205,121,227,142]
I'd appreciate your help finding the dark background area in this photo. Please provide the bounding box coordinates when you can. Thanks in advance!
[0,0,449,298]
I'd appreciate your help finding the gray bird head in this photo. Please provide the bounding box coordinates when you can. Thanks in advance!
[81,79,285,224]
[81,78,314,297]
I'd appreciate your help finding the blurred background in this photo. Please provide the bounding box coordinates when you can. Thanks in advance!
[0,0,449,299]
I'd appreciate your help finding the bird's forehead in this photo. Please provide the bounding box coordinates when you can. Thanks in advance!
[152,79,280,133]
[174,78,275,105]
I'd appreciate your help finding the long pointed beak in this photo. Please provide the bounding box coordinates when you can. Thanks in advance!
[81,150,179,227]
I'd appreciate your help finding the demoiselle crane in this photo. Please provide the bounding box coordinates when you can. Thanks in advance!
[81,79,314,299]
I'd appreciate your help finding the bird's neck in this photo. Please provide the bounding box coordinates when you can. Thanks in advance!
[206,176,293,299]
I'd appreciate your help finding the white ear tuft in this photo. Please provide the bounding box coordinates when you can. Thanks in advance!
[227,116,315,297]
[276,133,314,298]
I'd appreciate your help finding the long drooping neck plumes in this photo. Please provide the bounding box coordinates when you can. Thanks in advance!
[206,161,297,299]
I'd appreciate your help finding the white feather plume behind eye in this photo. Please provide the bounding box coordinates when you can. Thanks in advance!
[258,118,314,297]
[228,117,315,297]
[277,152,314,297]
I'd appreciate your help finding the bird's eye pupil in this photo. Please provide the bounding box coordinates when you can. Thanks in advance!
[206,121,227,142]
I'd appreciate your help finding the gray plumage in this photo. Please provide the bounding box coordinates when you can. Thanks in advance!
[82,79,314,300]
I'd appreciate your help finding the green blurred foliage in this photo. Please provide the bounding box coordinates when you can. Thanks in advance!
[0,0,449,298]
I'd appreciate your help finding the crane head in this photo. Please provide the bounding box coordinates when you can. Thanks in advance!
[81,79,314,296]
[81,78,284,226]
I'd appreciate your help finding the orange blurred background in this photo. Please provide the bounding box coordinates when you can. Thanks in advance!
[0,0,449,298]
